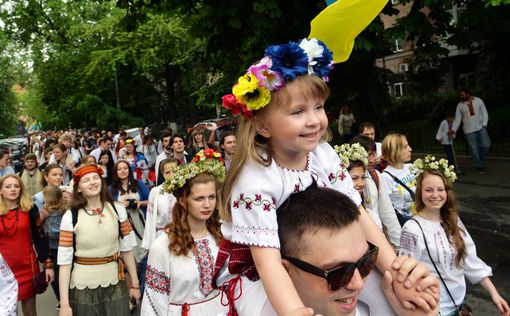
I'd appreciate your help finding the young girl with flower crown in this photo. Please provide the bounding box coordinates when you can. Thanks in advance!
[215,38,439,316]
[400,156,510,316]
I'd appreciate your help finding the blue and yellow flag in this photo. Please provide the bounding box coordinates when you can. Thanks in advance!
[309,0,388,63]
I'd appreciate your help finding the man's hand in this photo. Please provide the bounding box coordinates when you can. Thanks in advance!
[382,271,439,316]
[391,256,439,312]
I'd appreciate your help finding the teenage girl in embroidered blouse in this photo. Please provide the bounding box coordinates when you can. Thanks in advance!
[141,168,226,315]
[58,165,140,316]
[399,168,509,316]
[216,39,438,316]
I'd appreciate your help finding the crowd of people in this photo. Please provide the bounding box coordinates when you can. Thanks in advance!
[0,37,508,316]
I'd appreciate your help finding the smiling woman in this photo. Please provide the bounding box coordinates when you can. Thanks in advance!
[57,165,140,316]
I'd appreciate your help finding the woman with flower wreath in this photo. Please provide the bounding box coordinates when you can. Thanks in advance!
[57,165,140,316]
[216,38,439,316]
[347,135,402,248]
[141,149,226,316]
[400,156,510,316]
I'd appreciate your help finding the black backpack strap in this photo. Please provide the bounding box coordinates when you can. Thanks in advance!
[71,208,79,269]
[109,202,123,239]
[383,170,415,199]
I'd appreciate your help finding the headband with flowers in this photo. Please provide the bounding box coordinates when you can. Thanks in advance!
[334,143,368,169]
[409,155,457,184]
[162,149,226,194]
[222,38,333,119]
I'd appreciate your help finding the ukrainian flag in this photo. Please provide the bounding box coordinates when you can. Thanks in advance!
[309,0,388,63]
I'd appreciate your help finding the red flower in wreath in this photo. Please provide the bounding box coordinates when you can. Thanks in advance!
[203,148,215,158]
[222,94,252,119]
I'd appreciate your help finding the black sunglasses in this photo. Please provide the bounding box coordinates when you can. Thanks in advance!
[282,241,379,291]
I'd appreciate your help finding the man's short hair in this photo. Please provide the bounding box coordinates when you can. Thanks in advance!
[220,131,235,146]
[359,122,376,134]
[24,153,38,162]
[0,147,9,158]
[350,135,376,153]
[277,185,360,257]
[160,132,172,141]
[459,87,471,95]
[170,134,185,145]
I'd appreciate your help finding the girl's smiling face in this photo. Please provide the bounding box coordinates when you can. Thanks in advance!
[420,173,447,212]
[258,80,328,168]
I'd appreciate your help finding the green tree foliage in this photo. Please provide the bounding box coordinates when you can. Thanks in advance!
[0,32,18,136]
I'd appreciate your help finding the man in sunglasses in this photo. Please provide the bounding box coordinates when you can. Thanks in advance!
[277,186,438,316]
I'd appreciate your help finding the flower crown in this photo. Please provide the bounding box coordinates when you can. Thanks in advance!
[334,143,368,169]
[409,155,457,184]
[222,38,333,119]
[162,149,226,194]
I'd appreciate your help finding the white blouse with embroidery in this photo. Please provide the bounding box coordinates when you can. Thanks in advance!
[141,233,225,316]
[57,202,137,289]
[399,216,492,315]
[223,142,361,249]
[0,252,17,316]
[216,143,362,316]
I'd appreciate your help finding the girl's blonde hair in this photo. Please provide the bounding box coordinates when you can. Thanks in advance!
[220,75,330,222]
[381,132,407,165]
[415,170,466,268]
[42,185,66,214]
[0,175,33,215]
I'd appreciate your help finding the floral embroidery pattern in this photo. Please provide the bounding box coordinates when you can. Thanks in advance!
[233,193,275,212]
[233,225,279,236]
[329,163,348,184]
[145,265,170,294]
[193,239,215,297]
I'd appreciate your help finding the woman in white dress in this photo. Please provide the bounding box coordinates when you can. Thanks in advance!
[141,149,227,316]
[400,157,509,316]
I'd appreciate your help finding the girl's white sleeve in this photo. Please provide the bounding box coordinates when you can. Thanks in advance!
[142,187,157,251]
[113,202,137,250]
[141,236,171,316]
[376,174,402,247]
[231,161,283,249]
[458,219,493,284]
[57,210,74,265]
[399,220,425,260]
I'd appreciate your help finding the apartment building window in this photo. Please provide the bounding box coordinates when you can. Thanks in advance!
[394,82,405,97]
[391,0,400,4]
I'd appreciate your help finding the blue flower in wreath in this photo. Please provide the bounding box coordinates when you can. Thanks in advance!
[311,40,334,78]
[265,42,308,81]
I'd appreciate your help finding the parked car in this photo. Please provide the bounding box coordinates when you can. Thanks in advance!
[190,116,239,148]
